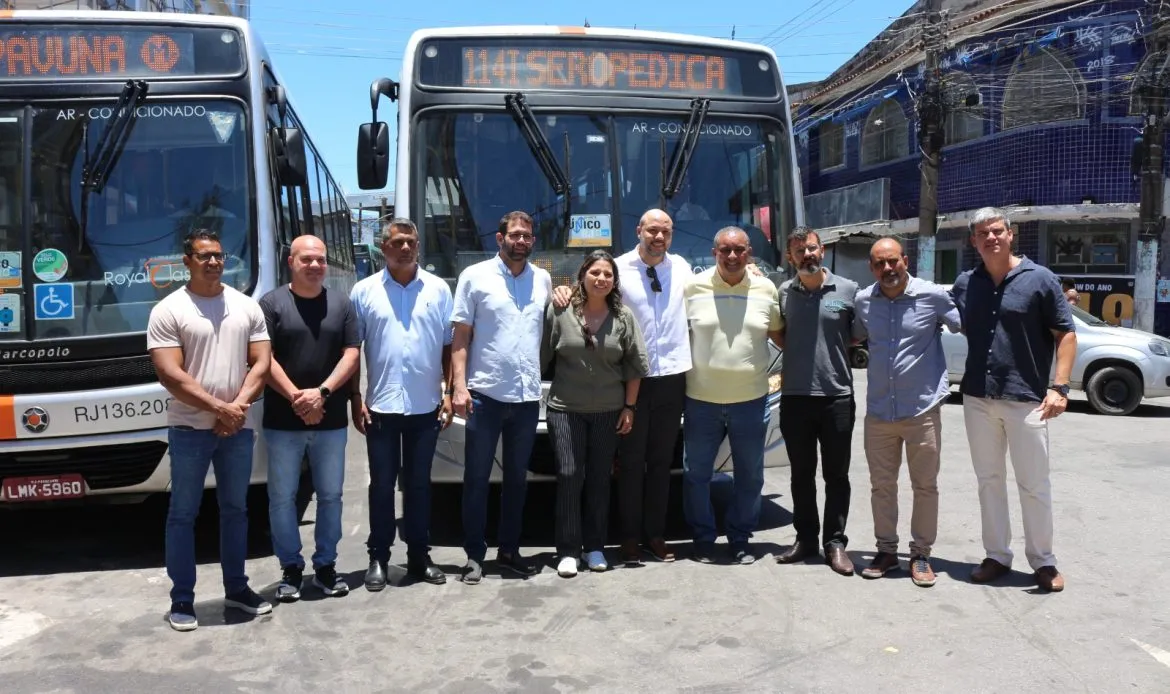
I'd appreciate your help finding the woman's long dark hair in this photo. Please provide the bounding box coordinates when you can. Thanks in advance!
[570,250,623,315]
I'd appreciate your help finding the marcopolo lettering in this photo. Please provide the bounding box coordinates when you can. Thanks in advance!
[0,346,71,362]
[56,104,207,121]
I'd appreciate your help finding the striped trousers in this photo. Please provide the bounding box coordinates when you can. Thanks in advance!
[547,408,622,557]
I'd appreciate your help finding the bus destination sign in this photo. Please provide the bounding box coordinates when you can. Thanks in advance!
[0,27,197,79]
[419,38,779,99]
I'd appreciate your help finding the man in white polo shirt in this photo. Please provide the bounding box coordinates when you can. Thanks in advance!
[450,210,552,584]
[682,226,784,565]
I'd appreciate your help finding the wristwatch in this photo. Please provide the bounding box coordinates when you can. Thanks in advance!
[623,402,637,412]
[318,385,331,398]
[1049,383,1070,398]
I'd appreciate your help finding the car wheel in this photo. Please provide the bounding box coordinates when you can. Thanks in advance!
[850,347,869,369]
[1086,365,1143,416]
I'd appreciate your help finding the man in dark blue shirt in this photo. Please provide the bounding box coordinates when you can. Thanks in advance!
[951,207,1076,593]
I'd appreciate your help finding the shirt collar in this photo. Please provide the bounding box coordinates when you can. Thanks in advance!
[381,266,423,290]
[494,254,532,279]
[974,256,1035,281]
[793,268,836,294]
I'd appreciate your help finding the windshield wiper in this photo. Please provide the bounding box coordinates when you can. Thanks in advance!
[661,98,711,201]
[81,79,149,193]
[505,92,571,235]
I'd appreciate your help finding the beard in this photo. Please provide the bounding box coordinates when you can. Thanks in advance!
[797,259,821,276]
[880,271,901,286]
[503,243,531,261]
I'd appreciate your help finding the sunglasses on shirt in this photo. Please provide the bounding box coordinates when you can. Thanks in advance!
[646,265,662,293]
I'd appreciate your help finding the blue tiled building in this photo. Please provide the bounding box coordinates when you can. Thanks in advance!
[794,0,1170,336]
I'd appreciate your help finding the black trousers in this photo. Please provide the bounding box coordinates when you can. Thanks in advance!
[548,409,622,556]
[779,394,855,548]
[617,373,686,543]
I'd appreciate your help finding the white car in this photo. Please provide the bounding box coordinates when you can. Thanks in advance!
[941,298,1170,416]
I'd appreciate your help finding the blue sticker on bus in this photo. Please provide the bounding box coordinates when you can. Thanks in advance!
[34,283,74,321]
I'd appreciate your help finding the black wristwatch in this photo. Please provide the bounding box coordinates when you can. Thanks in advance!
[1049,383,1070,398]
[318,385,331,398]
[623,402,637,412]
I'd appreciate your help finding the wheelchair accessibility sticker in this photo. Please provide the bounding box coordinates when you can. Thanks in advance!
[34,283,74,321]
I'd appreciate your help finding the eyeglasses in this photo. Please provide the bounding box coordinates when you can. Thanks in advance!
[582,325,597,350]
[189,251,224,263]
[505,232,535,243]
[645,265,662,293]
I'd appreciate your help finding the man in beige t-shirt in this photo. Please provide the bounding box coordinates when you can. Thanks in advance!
[146,229,271,632]
[682,226,783,566]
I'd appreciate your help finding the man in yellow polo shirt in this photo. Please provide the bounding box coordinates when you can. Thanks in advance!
[683,226,784,565]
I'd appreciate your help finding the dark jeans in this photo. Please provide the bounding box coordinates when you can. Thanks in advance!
[462,392,540,562]
[682,396,769,545]
[779,394,855,548]
[548,408,621,556]
[166,426,254,604]
[365,409,441,565]
[618,373,686,543]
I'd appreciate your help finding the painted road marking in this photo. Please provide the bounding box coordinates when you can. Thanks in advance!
[1132,638,1170,669]
[0,606,50,651]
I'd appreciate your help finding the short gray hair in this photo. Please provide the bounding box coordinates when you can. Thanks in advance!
[380,217,418,243]
[713,226,748,245]
[969,207,1010,233]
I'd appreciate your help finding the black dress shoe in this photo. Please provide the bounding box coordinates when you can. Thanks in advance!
[364,558,388,591]
[407,563,447,585]
[775,540,819,564]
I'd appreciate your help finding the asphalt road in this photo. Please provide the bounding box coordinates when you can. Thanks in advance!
[2,375,1169,693]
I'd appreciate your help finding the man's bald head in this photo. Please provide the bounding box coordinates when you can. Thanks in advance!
[291,234,326,257]
[869,236,903,261]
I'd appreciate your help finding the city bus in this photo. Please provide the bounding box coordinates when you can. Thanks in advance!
[356,26,802,481]
[0,10,356,507]
[353,242,385,279]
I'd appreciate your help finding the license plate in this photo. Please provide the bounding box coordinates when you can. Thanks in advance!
[1,474,86,501]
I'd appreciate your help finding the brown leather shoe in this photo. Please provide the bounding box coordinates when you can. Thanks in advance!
[826,544,855,576]
[620,540,641,567]
[775,540,818,564]
[909,555,936,587]
[860,552,900,579]
[970,557,1011,583]
[1035,566,1064,592]
[644,538,675,563]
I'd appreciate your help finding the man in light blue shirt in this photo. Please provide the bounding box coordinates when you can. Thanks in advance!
[350,218,454,590]
[853,237,960,588]
[451,210,552,584]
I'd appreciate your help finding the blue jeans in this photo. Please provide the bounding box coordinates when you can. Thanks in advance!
[166,426,255,603]
[264,427,347,570]
[366,409,441,564]
[682,396,769,545]
[462,392,539,562]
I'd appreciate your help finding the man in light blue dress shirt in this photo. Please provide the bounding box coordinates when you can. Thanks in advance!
[450,211,552,584]
[350,219,454,591]
[853,237,961,588]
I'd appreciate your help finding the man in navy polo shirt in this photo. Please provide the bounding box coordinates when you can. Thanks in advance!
[951,207,1076,593]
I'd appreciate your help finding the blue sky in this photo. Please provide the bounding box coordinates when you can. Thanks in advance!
[249,0,913,196]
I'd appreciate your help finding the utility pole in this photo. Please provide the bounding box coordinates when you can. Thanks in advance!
[1135,3,1170,335]
[915,0,946,282]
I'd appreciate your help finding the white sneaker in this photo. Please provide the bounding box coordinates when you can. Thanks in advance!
[556,556,578,578]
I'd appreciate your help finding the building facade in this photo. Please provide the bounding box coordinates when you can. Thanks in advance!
[0,0,246,17]
[794,0,1170,336]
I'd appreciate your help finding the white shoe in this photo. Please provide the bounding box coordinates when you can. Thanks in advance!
[556,556,579,578]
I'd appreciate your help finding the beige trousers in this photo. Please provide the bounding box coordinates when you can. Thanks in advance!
[863,405,941,557]
[962,395,1056,571]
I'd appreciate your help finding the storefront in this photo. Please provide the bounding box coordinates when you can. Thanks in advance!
[1041,220,1137,327]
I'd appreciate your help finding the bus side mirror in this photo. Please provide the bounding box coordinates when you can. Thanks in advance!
[271,127,307,187]
[357,122,390,190]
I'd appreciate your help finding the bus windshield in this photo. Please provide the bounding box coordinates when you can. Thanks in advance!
[0,99,252,341]
[416,110,790,286]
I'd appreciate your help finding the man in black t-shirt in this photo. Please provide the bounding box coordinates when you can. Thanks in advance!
[260,235,360,602]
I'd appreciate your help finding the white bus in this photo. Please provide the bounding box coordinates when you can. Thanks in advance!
[356,26,802,482]
[0,11,356,507]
